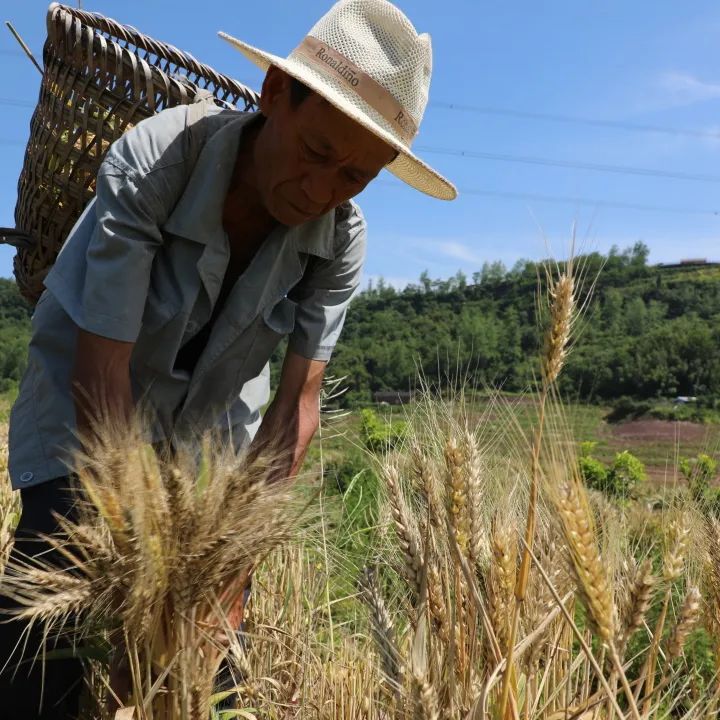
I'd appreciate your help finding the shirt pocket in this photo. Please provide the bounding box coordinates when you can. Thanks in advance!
[262,296,297,335]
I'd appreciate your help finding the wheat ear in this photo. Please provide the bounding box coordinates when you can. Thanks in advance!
[618,558,655,656]
[464,429,486,567]
[667,586,701,661]
[383,465,424,603]
[556,478,615,644]
[541,273,575,385]
[445,437,470,557]
[411,672,440,720]
[427,563,449,644]
[488,515,517,656]
[359,566,402,691]
[411,443,443,531]
[637,514,690,710]
[703,518,720,682]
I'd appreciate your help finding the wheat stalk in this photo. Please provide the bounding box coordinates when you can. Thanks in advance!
[502,254,579,719]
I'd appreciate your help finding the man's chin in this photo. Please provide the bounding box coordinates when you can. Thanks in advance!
[274,205,315,227]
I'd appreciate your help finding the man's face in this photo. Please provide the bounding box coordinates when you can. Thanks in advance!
[254,67,398,226]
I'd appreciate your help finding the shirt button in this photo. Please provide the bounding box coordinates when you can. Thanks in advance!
[19,471,34,483]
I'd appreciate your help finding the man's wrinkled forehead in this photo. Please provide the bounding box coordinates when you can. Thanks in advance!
[294,94,396,170]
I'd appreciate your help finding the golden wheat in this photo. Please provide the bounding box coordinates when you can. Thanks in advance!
[383,465,424,605]
[1,422,303,720]
[541,272,575,386]
[618,557,655,655]
[554,475,615,645]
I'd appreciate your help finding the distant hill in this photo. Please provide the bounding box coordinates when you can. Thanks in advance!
[0,279,32,394]
[330,243,720,405]
[0,243,718,409]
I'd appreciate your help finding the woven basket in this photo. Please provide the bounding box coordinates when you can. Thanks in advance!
[1,3,259,304]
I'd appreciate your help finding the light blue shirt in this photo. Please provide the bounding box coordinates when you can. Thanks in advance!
[9,104,366,489]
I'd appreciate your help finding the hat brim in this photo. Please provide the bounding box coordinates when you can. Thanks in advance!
[218,31,457,201]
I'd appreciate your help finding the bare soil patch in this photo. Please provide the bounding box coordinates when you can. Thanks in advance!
[610,419,710,444]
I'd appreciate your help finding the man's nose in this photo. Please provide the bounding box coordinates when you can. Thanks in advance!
[300,171,334,209]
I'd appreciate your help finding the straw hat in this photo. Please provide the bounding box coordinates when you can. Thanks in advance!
[218,0,456,201]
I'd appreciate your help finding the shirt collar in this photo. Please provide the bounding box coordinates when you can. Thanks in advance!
[285,210,336,260]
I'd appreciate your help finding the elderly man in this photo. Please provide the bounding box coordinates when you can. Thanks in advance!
[1,0,455,717]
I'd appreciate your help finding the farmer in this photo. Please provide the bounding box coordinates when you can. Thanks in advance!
[0,0,455,716]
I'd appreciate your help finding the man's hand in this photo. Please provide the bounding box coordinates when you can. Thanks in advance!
[249,351,325,482]
[73,328,135,441]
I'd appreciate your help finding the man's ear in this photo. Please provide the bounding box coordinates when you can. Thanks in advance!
[259,66,290,117]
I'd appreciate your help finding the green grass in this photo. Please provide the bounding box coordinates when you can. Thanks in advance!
[314,395,720,490]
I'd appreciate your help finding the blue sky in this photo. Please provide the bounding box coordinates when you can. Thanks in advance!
[1,0,719,289]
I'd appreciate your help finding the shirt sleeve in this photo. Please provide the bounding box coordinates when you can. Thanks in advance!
[288,202,367,362]
[44,105,194,343]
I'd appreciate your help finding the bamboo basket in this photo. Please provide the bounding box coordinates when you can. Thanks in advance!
[1,3,259,304]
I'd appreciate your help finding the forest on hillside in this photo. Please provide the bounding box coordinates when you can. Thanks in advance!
[330,243,720,406]
[0,242,718,408]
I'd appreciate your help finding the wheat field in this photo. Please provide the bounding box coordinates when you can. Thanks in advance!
[0,258,719,719]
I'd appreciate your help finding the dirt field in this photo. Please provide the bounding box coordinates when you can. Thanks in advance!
[610,419,711,444]
[596,418,719,487]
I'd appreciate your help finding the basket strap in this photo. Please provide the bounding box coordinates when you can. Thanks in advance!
[0,229,35,250]
[185,90,216,163]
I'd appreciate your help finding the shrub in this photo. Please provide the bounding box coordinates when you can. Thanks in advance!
[359,408,407,453]
[606,450,646,496]
[579,446,646,498]
[680,453,719,505]
[605,397,652,423]
[579,455,609,491]
[579,440,597,458]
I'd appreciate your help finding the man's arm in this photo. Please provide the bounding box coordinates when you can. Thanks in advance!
[73,329,135,441]
[249,350,325,481]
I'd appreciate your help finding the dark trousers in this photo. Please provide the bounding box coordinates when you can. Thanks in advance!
[0,477,84,720]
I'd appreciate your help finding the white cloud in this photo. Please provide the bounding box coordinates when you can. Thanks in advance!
[698,124,720,150]
[434,240,483,264]
[656,71,720,108]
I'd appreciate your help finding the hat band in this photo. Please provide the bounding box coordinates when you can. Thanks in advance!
[292,35,418,145]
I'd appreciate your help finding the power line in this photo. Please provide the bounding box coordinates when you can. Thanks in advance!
[430,101,720,140]
[459,188,719,215]
[414,144,720,184]
[3,97,714,185]
[376,180,720,217]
